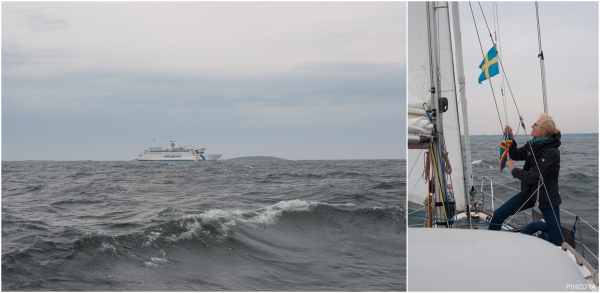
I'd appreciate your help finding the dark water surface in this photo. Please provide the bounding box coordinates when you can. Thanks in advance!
[2,160,405,291]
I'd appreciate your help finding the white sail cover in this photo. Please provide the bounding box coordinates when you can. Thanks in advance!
[407,2,467,211]
[407,2,433,136]
[407,2,432,207]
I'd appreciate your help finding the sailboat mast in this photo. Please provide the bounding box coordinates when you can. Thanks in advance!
[427,2,448,222]
[450,2,473,215]
[428,2,441,132]
[535,2,548,114]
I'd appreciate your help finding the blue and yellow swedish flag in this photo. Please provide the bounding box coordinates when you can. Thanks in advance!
[478,44,500,84]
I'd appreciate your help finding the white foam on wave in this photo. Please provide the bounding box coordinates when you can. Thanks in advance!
[246,199,313,225]
[144,249,168,268]
[472,160,483,165]
[142,231,161,247]
[171,200,372,243]
[325,203,356,207]
[176,200,317,241]
[177,219,202,240]
[99,242,116,253]
[150,256,167,263]
[144,261,159,268]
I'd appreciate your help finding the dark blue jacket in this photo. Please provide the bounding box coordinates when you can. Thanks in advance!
[509,133,561,209]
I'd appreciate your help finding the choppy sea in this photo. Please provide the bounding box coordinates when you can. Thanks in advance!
[408,133,599,269]
[2,159,405,291]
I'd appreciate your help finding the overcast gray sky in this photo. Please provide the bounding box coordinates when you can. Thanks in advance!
[2,2,406,161]
[457,1,598,135]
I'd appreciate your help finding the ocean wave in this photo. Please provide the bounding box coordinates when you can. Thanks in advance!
[66,172,94,179]
[3,200,404,291]
[144,250,167,268]
[325,171,364,178]
[281,173,323,179]
[562,172,599,184]
[371,182,400,190]
[63,200,402,254]
[472,159,495,167]
[50,199,106,207]
[353,205,405,224]
[266,171,366,180]
[3,160,405,291]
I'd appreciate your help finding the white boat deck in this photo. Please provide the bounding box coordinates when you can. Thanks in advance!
[408,228,596,291]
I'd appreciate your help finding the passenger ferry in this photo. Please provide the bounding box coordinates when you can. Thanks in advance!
[137,141,222,161]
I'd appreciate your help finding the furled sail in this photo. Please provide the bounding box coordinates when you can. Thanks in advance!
[407,1,467,212]
[407,1,432,207]
[407,2,433,137]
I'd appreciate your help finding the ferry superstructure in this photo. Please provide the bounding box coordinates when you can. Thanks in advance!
[137,141,222,161]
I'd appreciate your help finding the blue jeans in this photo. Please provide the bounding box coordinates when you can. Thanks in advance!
[488,192,564,246]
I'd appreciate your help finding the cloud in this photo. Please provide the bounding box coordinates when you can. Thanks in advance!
[4,7,69,32]
[2,61,405,160]
[2,2,406,160]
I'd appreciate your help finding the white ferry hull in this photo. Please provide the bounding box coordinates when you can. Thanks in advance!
[136,141,222,161]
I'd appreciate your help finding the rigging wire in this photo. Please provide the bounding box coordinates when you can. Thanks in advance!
[409,148,427,198]
[535,2,544,57]
[484,178,599,234]
[492,1,520,190]
[469,2,504,134]
[575,240,599,261]
[561,209,600,233]
[430,142,451,228]
[430,4,453,227]
[407,214,510,229]
[471,2,524,130]
[473,2,521,202]
[471,2,564,242]
[493,2,509,126]
[535,2,549,113]
[427,155,432,228]
[522,2,564,243]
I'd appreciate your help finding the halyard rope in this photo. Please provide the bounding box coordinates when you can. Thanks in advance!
[470,1,564,242]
